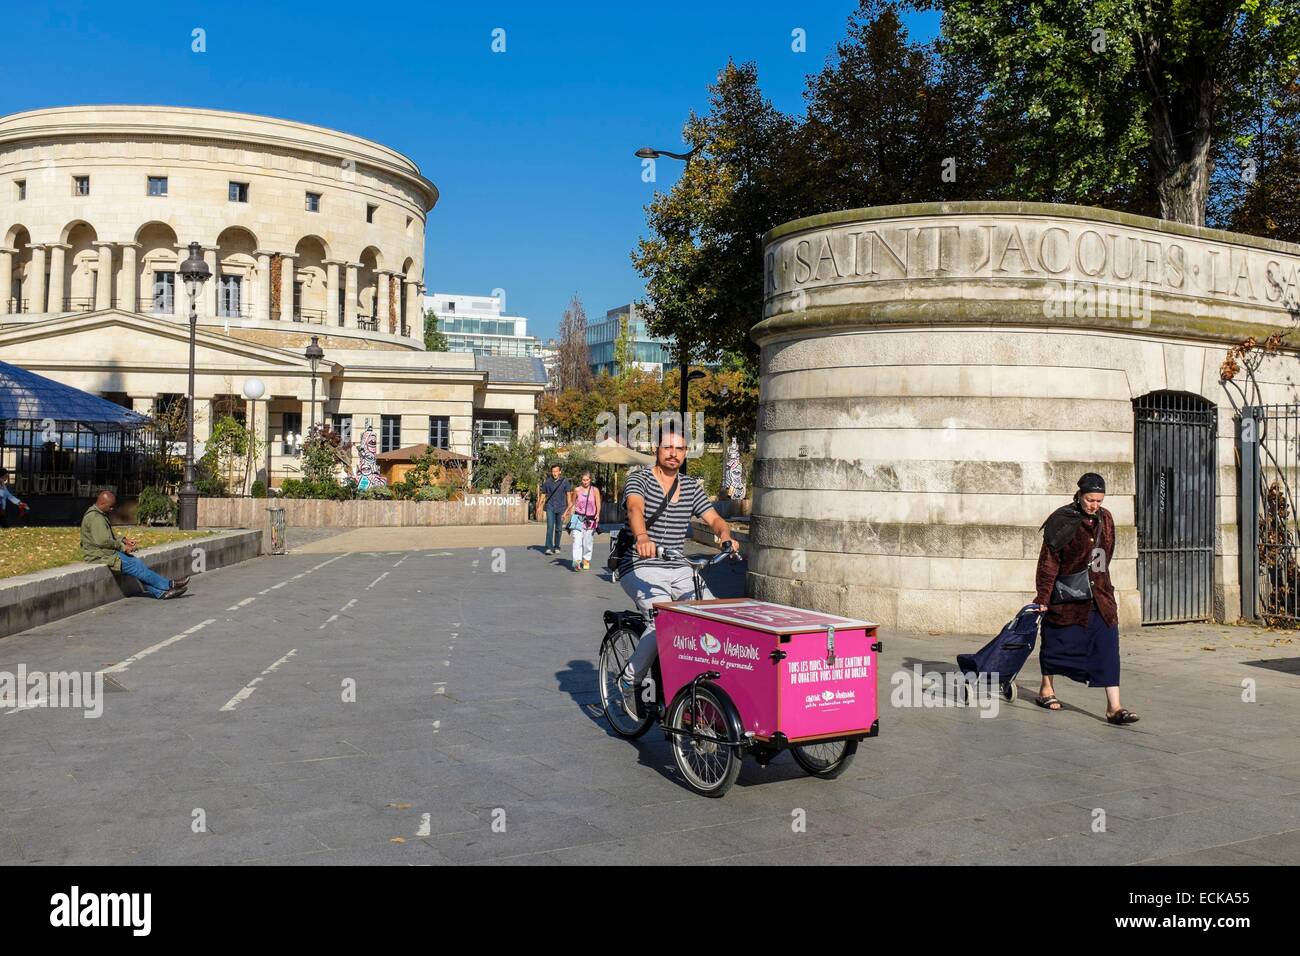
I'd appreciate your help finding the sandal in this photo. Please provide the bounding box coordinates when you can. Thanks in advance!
[1034,695,1062,711]
[1106,708,1140,725]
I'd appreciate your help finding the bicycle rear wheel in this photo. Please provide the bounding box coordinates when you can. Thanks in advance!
[790,739,858,779]
[598,628,653,739]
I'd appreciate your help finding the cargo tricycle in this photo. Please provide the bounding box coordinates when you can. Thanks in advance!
[597,547,881,797]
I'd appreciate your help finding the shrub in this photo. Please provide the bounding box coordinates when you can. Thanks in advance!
[358,484,393,500]
[135,487,176,525]
[688,452,723,498]
[414,484,449,501]
[251,479,267,498]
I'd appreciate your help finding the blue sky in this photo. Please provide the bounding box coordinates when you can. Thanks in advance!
[0,1,938,341]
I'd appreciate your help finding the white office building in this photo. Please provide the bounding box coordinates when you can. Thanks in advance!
[424,292,538,358]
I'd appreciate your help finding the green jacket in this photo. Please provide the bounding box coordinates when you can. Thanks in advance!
[80,505,123,570]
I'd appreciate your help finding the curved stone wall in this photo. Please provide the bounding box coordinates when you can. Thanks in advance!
[751,202,1300,634]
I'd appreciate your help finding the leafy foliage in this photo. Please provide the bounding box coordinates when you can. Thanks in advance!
[423,309,449,352]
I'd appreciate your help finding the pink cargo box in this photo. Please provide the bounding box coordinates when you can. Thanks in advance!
[653,598,880,744]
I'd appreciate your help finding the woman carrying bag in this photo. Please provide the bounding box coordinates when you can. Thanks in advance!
[1031,472,1139,725]
[563,471,601,572]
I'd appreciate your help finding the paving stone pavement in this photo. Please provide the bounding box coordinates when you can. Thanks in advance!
[0,532,1296,865]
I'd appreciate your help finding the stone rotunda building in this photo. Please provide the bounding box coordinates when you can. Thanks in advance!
[0,105,543,493]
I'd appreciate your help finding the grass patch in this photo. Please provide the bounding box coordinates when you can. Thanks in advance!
[0,526,213,580]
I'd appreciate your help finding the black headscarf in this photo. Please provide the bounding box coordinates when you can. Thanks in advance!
[1041,474,1106,551]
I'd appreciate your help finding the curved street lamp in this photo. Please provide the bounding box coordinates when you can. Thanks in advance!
[177,242,211,530]
[634,143,708,429]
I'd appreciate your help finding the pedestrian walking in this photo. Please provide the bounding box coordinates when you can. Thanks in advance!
[1031,472,1139,724]
[563,471,601,571]
[536,463,571,555]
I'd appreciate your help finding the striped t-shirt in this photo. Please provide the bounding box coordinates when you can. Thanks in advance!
[619,467,715,572]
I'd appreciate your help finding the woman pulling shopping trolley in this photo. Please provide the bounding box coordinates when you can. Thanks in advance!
[1031,472,1139,724]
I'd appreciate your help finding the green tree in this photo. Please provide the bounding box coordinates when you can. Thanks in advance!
[613,313,635,380]
[423,308,449,352]
[917,0,1300,225]
[632,61,804,379]
[201,415,250,495]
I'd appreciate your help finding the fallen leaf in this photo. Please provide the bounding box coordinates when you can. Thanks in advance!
[389,837,406,844]
[386,803,413,809]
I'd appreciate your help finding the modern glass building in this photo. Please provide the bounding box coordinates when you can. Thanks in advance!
[424,292,538,357]
[586,304,673,376]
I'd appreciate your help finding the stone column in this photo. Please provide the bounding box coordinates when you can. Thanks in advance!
[30,244,47,313]
[279,252,296,323]
[376,272,391,333]
[47,243,69,313]
[0,248,13,313]
[203,246,219,319]
[119,242,140,313]
[255,250,273,322]
[324,259,342,327]
[405,278,422,340]
[93,242,114,310]
[344,262,359,328]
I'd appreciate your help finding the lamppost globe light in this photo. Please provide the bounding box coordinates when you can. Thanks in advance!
[242,378,265,401]
[635,147,659,159]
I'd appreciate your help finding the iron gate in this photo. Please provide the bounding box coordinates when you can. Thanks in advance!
[1134,392,1216,624]
[1238,404,1300,625]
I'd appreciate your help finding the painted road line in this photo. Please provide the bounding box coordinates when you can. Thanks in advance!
[339,598,357,612]
[102,618,217,675]
[219,648,297,712]
[310,555,347,572]
[365,572,388,590]
[318,614,339,630]
[226,596,257,610]
[417,813,432,837]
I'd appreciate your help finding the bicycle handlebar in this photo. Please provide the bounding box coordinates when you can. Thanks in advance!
[656,540,738,568]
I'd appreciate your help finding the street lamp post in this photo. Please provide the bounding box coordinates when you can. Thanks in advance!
[305,335,324,433]
[177,242,211,530]
[242,377,265,495]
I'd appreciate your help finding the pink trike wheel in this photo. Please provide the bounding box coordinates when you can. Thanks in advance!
[790,739,858,779]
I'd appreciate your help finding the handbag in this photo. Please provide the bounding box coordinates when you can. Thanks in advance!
[607,474,678,578]
[567,513,584,531]
[1051,567,1093,604]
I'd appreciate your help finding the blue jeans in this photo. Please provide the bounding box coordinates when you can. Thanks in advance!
[119,552,172,598]
[545,510,564,551]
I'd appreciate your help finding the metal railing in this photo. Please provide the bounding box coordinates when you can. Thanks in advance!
[62,296,97,312]
[292,309,327,325]
[3,298,27,313]
[357,316,378,331]
[1239,404,1300,626]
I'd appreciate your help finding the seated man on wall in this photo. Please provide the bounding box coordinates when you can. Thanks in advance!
[80,490,189,599]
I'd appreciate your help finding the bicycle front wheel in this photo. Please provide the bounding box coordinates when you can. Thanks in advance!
[598,628,653,739]
[667,685,742,797]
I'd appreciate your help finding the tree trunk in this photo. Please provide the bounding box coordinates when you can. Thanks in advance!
[1139,24,1225,227]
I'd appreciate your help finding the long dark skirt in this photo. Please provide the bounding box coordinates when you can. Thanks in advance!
[1040,605,1120,687]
